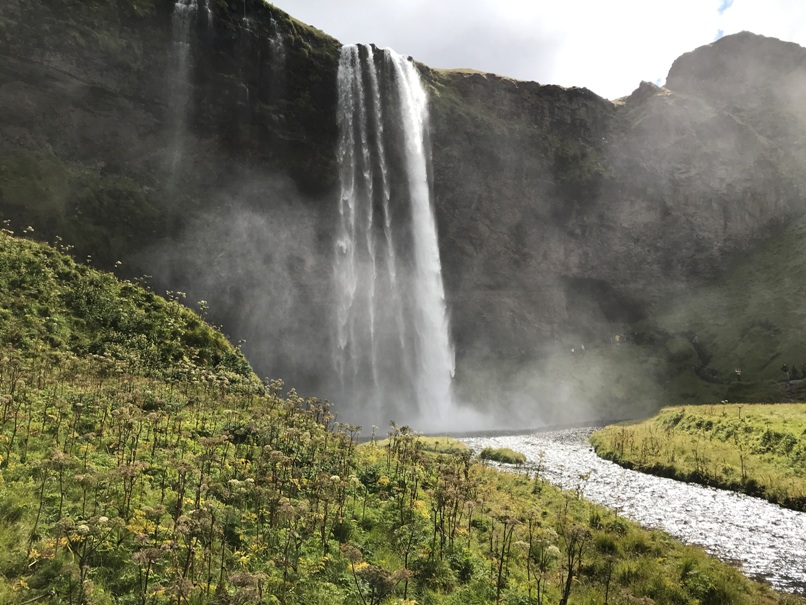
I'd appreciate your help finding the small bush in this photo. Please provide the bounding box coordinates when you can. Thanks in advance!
[479,447,526,465]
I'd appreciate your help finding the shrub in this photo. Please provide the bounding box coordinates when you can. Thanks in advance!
[479,447,526,465]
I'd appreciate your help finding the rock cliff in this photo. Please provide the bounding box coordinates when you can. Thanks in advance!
[426,46,805,364]
[2,0,806,425]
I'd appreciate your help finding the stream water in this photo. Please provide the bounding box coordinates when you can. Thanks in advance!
[461,429,806,594]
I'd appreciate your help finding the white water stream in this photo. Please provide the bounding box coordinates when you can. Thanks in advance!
[169,0,197,173]
[334,45,456,429]
[462,429,806,594]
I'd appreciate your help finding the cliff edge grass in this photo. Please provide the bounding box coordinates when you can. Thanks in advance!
[0,231,802,604]
[590,403,806,511]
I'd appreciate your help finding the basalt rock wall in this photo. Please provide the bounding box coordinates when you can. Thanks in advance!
[0,0,342,393]
[424,38,806,374]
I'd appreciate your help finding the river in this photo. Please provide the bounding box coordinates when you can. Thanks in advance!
[460,428,806,594]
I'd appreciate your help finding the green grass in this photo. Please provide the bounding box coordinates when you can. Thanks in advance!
[357,434,797,605]
[368,434,470,455]
[0,231,800,604]
[590,403,806,510]
[635,216,806,404]
[0,229,253,382]
[479,447,526,465]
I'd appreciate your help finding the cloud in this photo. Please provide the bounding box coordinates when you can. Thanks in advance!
[271,1,806,98]
[718,0,806,48]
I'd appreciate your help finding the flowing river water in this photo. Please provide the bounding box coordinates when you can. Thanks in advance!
[460,429,806,594]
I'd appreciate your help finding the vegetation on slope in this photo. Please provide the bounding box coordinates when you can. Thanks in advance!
[634,216,806,406]
[590,403,806,511]
[479,447,527,465]
[0,232,801,604]
[0,228,253,382]
[512,215,806,425]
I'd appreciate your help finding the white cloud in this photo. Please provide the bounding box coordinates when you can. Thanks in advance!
[718,0,806,48]
[269,0,806,99]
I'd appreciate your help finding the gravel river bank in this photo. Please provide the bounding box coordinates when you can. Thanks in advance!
[461,428,806,594]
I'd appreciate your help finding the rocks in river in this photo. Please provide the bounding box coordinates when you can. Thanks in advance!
[462,429,806,593]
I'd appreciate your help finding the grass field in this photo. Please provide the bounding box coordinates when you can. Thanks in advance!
[590,403,806,510]
[0,231,801,603]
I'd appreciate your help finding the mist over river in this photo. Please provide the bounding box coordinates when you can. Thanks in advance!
[461,429,806,594]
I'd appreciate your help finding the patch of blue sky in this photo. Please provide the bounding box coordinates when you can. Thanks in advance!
[717,0,734,15]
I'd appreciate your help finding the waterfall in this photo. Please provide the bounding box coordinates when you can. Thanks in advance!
[334,44,456,429]
[269,18,286,69]
[268,17,286,100]
[173,0,197,30]
[169,0,197,174]
[205,3,214,31]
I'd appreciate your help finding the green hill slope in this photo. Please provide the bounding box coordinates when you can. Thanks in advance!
[591,404,806,510]
[0,232,800,604]
[635,215,806,405]
[0,227,255,382]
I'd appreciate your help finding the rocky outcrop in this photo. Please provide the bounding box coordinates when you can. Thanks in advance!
[2,1,806,423]
[425,34,806,377]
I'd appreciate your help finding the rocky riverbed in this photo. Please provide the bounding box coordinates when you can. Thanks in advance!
[461,428,806,594]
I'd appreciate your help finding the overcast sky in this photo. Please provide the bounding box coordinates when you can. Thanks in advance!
[269,0,806,99]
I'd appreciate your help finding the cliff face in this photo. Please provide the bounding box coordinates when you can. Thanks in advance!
[0,0,342,394]
[2,1,806,424]
[426,42,806,371]
[0,0,340,250]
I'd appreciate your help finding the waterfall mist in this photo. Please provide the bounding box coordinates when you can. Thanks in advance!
[333,44,461,430]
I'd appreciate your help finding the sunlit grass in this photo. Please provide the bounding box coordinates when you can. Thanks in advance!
[591,403,806,510]
[366,435,470,454]
[0,231,800,604]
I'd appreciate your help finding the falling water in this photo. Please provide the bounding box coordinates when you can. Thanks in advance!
[267,17,286,100]
[205,3,214,32]
[169,0,197,174]
[269,18,286,69]
[173,0,197,32]
[334,44,456,429]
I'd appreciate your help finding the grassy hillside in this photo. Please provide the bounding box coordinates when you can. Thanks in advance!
[590,404,806,511]
[0,228,253,382]
[523,215,806,421]
[0,231,801,604]
[640,216,806,405]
